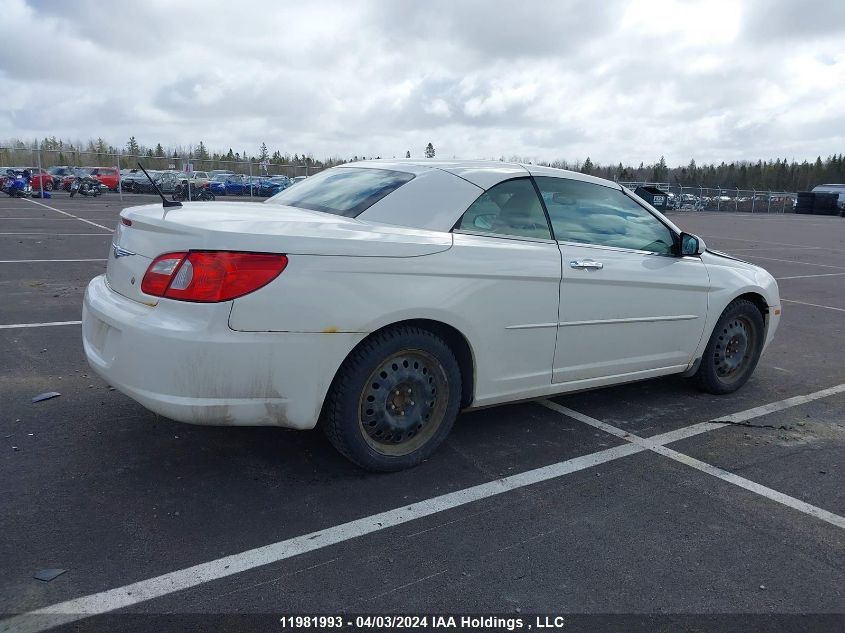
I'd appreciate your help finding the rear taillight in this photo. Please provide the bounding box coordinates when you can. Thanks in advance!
[141,251,287,302]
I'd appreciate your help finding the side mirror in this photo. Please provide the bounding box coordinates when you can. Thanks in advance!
[680,232,706,256]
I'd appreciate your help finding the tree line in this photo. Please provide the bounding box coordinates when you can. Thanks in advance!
[505,154,845,192]
[2,136,843,192]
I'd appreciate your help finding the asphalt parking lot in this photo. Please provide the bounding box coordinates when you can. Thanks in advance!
[1,194,843,632]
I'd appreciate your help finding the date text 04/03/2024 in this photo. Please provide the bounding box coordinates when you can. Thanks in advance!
[277,615,568,630]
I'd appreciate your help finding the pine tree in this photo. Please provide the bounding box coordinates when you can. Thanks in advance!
[653,156,668,182]
[126,136,140,157]
[424,142,435,159]
[581,157,593,174]
[154,143,165,157]
[405,150,411,158]
[259,142,269,162]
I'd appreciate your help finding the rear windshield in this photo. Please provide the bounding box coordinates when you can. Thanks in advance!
[265,167,414,217]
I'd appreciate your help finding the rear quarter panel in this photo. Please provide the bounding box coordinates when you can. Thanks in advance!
[229,235,563,402]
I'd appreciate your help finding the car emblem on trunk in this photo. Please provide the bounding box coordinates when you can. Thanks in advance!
[112,243,135,258]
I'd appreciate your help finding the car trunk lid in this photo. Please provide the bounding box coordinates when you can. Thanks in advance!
[106,201,452,304]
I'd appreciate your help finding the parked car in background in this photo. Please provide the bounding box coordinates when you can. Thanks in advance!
[208,173,249,196]
[83,160,781,471]
[88,167,120,191]
[245,176,271,196]
[61,168,95,191]
[138,171,187,194]
[187,171,210,187]
[290,175,307,185]
[207,174,229,196]
[20,167,54,191]
[209,170,236,178]
[48,166,77,187]
[122,170,159,193]
[251,176,289,197]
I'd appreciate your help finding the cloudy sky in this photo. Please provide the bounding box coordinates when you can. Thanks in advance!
[1,0,843,165]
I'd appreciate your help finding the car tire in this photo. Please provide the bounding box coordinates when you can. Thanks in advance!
[321,326,462,472]
[44,181,53,191]
[690,299,765,395]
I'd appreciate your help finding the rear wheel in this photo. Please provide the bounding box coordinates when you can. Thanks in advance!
[321,326,461,472]
[691,299,765,394]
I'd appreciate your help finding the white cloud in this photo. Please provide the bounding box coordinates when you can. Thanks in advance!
[1,0,843,164]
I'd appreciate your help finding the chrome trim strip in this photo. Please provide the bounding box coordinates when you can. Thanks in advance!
[453,229,556,244]
[558,315,699,327]
[556,239,670,257]
[504,322,559,330]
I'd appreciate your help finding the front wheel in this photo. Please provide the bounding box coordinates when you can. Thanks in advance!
[690,299,765,394]
[321,326,462,472]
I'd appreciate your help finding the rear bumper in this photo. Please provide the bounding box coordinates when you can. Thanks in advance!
[82,275,364,429]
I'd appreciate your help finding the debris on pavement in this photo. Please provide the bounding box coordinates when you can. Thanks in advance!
[32,392,61,403]
[33,569,66,582]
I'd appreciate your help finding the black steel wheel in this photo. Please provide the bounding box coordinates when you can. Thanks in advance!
[321,326,461,472]
[357,349,450,457]
[691,299,765,394]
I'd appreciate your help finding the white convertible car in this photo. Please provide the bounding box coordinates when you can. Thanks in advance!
[83,160,781,471]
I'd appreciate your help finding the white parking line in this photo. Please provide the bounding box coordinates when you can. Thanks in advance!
[3,384,844,633]
[781,299,845,313]
[700,235,819,249]
[739,255,845,270]
[0,217,117,222]
[0,321,82,330]
[539,387,845,531]
[0,443,644,633]
[776,272,845,280]
[728,246,823,252]
[0,232,111,236]
[0,259,106,263]
[23,198,113,232]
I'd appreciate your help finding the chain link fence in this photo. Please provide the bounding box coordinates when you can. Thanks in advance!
[0,146,325,201]
[0,145,798,212]
[618,181,797,213]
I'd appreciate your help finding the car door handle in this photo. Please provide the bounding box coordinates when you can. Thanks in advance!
[570,259,604,270]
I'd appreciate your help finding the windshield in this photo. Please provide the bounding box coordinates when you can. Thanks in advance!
[264,167,414,217]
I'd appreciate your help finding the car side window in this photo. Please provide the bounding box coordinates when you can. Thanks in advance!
[456,178,551,240]
[534,176,675,255]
